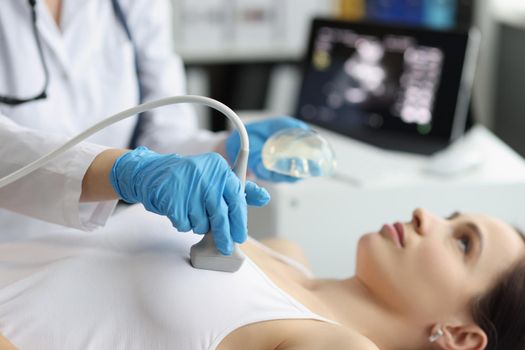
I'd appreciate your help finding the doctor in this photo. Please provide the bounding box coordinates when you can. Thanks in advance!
[0,0,307,253]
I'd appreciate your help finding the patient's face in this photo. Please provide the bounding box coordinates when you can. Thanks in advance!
[356,208,525,323]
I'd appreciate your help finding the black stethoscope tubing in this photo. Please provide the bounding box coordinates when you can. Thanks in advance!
[1,0,145,148]
[0,0,141,109]
[0,0,50,106]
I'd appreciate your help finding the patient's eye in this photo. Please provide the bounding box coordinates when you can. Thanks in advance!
[456,232,472,254]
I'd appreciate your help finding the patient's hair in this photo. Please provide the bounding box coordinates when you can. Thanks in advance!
[471,229,525,350]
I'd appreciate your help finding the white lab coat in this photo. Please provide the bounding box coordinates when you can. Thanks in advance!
[0,0,226,237]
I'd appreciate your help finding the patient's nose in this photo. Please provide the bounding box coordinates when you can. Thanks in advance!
[412,208,431,236]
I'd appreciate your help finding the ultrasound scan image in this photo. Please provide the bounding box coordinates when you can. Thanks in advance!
[299,26,444,136]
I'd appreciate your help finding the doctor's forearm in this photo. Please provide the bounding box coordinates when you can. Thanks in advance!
[81,149,129,202]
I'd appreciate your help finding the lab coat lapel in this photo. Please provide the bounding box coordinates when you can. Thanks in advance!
[34,0,71,73]
[60,0,104,72]
[59,0,90,33]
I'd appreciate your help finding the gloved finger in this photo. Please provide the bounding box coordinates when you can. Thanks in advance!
[168,215,192,232]
[222,173,248,245]
[268,171,302,183]
[272,156,307,177]
[244,181,270,207]
[188,205,210,235]
[249,153,293,182]
[307,159,323,177]
[205,186,234,256]
[255,162,301,183]
[272,156,323,178]
[165,198,191,232]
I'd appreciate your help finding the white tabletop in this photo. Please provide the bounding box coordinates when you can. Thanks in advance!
[317,125,525,188]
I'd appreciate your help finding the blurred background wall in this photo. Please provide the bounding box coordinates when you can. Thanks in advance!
[476,0,525,156]
[169,0,525,157]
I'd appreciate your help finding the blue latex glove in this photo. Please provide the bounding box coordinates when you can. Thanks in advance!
[109,146,270,255]
[225,116,310,182]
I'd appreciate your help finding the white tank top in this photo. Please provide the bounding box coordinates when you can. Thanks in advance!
[0,206,335,350]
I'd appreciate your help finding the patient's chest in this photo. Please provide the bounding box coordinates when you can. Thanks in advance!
[0,208,333,350]
[0,238,198,349]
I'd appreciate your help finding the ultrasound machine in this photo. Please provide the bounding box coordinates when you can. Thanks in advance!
[295,18,479,155]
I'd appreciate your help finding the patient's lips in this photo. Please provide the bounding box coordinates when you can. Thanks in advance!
[381,223,404,248]
[394,222,405,247]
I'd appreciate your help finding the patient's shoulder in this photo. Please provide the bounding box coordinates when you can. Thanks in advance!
[316,324,379,350]
[278,321,379,350]
[219,319,378,350]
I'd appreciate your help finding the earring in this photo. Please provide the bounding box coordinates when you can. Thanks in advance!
[429,328,444,343]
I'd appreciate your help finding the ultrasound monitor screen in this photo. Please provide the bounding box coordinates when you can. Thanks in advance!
[296,19,471,148]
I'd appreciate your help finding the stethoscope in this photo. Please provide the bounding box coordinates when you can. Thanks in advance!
[0,0,49,106]
[0,0,139,108]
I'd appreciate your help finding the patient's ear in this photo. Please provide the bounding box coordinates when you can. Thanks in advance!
[434,324,487,350]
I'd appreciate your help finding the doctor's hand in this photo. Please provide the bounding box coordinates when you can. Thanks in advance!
[225,116,310,183]
[109,147,270,255]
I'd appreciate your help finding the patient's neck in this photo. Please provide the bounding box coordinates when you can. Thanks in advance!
[309,277,426,350]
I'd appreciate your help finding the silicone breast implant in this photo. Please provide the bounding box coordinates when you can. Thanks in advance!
[262,128,336,178]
